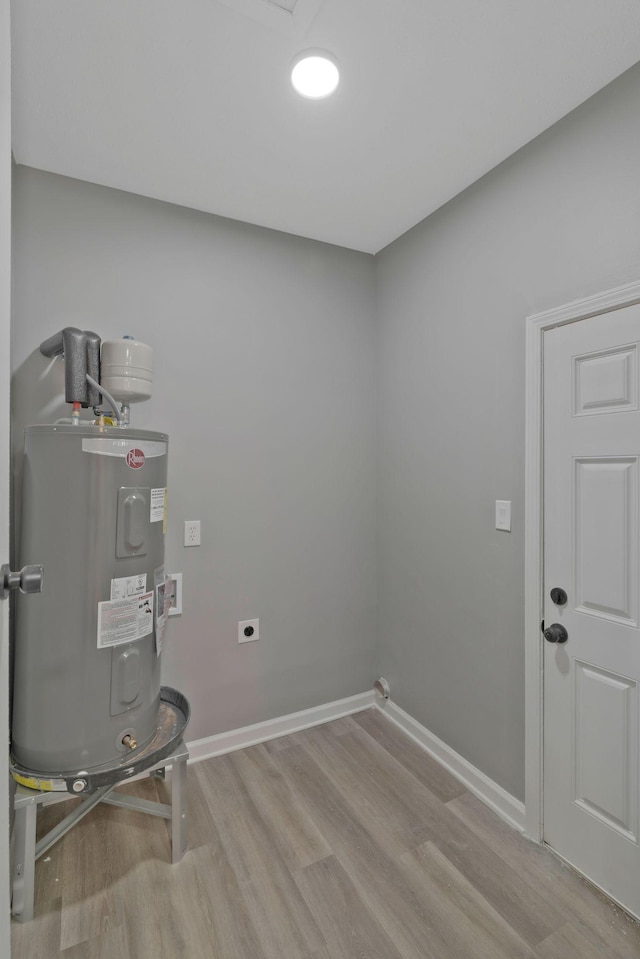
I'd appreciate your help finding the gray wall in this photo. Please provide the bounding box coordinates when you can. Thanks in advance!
[11,168,377,742]
[10,60,640,800]
[375,62,640,800]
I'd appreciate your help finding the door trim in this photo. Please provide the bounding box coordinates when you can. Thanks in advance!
[524,279,640,842]
[1,2,10,949]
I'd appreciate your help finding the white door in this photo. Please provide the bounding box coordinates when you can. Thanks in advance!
[543,303,640,917]
[1,0,11,951]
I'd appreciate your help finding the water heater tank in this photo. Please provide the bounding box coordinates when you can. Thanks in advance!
[12,424,169,776]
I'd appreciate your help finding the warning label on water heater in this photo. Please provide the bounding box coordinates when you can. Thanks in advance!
[150,488,167,524]
[97,591,154,648]
[110,573,147,600]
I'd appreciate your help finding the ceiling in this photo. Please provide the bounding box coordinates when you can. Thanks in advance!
[10,0,640,254]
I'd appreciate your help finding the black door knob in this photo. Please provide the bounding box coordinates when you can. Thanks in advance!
[544,623,568,644]
[550,587,568,606]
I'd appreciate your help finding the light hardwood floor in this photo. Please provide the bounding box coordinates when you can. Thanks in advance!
[11,708,640,958]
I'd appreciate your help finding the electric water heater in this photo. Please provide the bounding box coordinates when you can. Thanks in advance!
[12,425,168,774]
[11,329,188,793]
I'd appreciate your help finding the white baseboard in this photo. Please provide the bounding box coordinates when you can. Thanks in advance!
[186,690,376,764]
[375,699,526,833]
[183,689,525,835]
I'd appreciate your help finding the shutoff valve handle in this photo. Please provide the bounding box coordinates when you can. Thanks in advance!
[0,564,44,600]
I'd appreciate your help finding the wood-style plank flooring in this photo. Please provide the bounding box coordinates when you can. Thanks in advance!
[11,709,640,958]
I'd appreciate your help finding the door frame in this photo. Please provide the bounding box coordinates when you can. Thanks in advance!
[1,0,10,951]
[524,278,640,842]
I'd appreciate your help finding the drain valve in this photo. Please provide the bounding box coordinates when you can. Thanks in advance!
[122,733,138,750]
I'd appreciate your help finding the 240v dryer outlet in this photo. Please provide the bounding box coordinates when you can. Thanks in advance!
[238,619,259,643]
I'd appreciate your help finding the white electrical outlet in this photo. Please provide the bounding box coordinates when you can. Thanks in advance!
[184,520,201,547]
[166,573,182,616]
[238,618,259,644]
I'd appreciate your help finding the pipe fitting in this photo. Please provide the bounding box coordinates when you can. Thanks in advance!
[373,677,390,700]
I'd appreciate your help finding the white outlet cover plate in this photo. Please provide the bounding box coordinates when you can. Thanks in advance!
[495,500,512,532]
[238,618,259,643]
[184,520,201,546]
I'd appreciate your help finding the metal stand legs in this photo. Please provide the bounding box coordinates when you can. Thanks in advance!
[11,740,188,922]
[11,799,37,924]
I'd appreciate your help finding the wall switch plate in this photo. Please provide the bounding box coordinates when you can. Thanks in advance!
[184,520,201,547]
[166,573,182,616]
[238,618,259,644]
[495,500,512,532]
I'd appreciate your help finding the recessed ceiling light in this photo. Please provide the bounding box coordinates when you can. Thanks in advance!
[290,50,340,99]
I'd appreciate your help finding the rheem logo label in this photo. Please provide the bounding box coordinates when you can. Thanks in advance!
[126,448,145,469]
